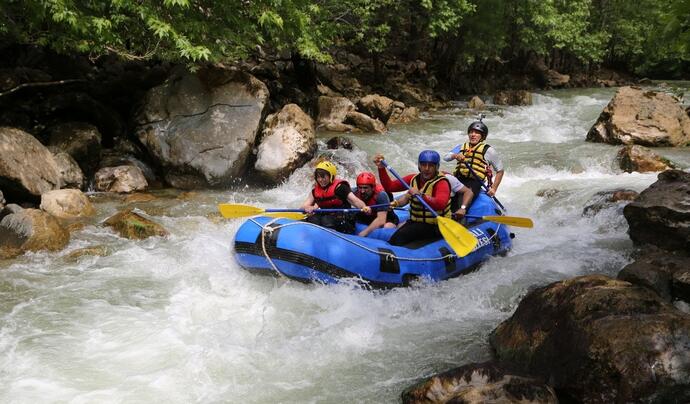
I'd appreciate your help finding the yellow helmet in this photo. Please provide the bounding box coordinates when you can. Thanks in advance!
[315,161,337,183]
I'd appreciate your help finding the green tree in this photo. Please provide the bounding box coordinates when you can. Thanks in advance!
[0,0,333,62]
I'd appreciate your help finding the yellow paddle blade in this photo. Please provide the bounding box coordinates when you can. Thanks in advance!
[437,216,478,257]
[482,215,534,228]
[218,204,306,220]
[218,203,265,218]
[265,212,307,220]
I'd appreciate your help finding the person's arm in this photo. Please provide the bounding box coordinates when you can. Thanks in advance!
[443,144,462,162]
[391,192,412,208]
[347,192,371,214]
[358,210,387,237]
[302,193,317,213]
[454,186,474,217]
[423,179,451,210]
[488,170,503,197]
[373,153,412,192]
[485,148,504,197]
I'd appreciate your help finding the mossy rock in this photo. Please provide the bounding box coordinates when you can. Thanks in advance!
[104,209,169,239]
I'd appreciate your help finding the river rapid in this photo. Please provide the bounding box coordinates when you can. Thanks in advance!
[1,86,689,403]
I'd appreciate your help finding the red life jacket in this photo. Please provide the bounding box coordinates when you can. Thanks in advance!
[312,179,349,208]
[354,184,384,217]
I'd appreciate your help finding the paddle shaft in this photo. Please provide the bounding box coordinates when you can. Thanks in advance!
[462,161,506,211]
[381,160,439,217]
[266,203,390,214]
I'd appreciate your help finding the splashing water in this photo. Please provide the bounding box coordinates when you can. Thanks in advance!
[1,86,688,402]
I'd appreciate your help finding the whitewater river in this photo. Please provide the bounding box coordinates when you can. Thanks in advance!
[1,85,689,403]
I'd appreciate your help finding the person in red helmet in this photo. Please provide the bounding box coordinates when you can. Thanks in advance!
[352,171,399,237]
[373,150,451,246]
[301,161,370,234]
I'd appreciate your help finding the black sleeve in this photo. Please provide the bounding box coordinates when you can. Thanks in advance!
[335,181,352,201]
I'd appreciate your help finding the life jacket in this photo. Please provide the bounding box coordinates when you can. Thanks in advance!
[354,184,384,218]
[409,174,451,224]
[455,142,491,181]
[312,179,350,208]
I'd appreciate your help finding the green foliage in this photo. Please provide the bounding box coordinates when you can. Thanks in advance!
[0,0,687,77]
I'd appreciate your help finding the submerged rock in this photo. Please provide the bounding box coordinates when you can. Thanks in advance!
[617,144,674,173]
[0,208,70,258]
[401,361,557,404]
[582,189,638,216]
[103,209,168,239]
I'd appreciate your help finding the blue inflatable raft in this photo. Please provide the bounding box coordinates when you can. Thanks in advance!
[233,193,513,287]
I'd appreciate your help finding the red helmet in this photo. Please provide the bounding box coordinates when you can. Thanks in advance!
[356,172,376,187]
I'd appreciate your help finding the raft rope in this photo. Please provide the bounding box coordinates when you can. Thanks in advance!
[248,217,501,263]
[259,217,283,275]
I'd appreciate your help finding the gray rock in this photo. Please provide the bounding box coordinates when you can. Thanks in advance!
[0,127,61,200]
[94,165,148,193]
[254,104,316,184]
[587,86,690,146]
[490,275,690,403]
[624,170,690,253]
[46,122,102,174]
[134,66,269,188]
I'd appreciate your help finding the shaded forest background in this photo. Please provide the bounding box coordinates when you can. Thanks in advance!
[2,0,688,86]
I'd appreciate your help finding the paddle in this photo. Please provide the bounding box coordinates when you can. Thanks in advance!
[380,160,477,257]
[218,203,390,220]
[462,161,507,211]
[464,215,533,228]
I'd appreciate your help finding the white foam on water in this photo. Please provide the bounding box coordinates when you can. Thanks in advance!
[2,85,684,402]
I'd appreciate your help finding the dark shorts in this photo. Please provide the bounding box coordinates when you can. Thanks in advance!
[305,213,355,234]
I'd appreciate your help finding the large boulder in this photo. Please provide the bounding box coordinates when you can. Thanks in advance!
[46,122,102,174]
[134,66,269,188]
[0,208,70,258]
[40,189,95,219]
[254,104,316,184]
[586,86,690,146]
[401,362,557,404]
[0,127,61,201]
[617,144,674,173]
[623,170,690,253]
[490,275,690,403]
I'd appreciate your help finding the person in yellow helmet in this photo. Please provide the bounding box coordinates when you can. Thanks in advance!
[301,161,371,234]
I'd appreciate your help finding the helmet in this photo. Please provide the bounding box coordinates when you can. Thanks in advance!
[357,172,376,187]
[418,150,440,167]
[467,121,488,138]
[315,161,337,183]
